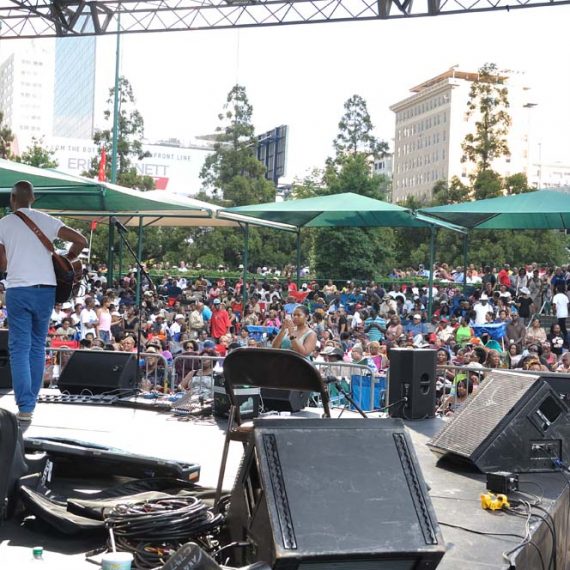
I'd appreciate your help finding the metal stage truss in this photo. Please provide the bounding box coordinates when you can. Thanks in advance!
[0,0,569,38]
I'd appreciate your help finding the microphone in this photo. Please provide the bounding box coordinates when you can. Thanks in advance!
[111,217,128,233]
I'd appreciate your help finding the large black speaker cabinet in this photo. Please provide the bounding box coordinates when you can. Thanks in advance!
[230,418,445,569]
[541,373,570,402]
[388,348,437,419]
[428,371,570,473]
[260,388,309,412]
[58,351,137,394]
[0,329,11,388]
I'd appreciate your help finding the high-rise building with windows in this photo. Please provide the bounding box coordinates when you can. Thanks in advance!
[53,36,96,139]
[390,69,531,202]
[0,40,55,151]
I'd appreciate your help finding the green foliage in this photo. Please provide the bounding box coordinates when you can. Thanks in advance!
[504,172,532,195]
[473,169,503,200]
[291,169,325,200]
[324,154,390,199]
[0,111,14,160]
[16,137,58,168]
[83,77,154,190]
[431,176,470,205]
[461,62,511,172]
[312,227,396,281]
[333,95,389,160]
[199,85,275,206]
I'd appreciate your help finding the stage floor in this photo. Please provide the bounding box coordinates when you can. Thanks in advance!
[0,388,568,569]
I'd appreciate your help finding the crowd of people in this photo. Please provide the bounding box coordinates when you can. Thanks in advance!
[4,260,564,411]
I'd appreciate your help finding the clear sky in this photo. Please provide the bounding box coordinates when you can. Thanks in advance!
[10,4,570,182]
[105,4,570,181]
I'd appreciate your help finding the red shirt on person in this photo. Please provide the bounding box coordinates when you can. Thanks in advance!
[498,268,511,288]
[210,302,231,339]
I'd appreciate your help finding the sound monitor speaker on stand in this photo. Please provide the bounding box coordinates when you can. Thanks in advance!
[388,348,437,419]
[428,370,570,473]
[0,329,11,389]
[229,418,445,569]
[58,351,137,394]
[260,388,309,412]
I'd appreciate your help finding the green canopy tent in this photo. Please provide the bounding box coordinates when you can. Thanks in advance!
[221,192,465,314]
[420,190,570,230]
[420,189,570,294]
[0,159,296,301]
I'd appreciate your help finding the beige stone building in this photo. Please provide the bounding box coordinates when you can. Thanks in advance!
[390,69,532,202]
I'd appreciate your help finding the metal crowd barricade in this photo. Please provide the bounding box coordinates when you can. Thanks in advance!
[171,354,225,396]
[44,346,170,392]
[313,361,385,412]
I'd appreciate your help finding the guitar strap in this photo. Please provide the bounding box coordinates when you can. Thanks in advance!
[13,210,56,255]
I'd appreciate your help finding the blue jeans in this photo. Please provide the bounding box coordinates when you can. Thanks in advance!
[6,286,55,413]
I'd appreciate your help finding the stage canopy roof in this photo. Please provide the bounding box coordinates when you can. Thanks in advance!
[0,159,296,231]
[221,191,465,232]
[420,190,570,230]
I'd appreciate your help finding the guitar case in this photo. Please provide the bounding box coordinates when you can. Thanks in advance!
[0,409,28,521]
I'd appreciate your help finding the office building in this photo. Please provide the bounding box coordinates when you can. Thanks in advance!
[0,40,54,150]
[53,36,96,139]
[390,69,531,202]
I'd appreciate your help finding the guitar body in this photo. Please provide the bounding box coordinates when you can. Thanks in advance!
[52,254,83,303]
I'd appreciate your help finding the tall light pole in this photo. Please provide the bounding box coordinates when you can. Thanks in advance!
[523,102,537,184]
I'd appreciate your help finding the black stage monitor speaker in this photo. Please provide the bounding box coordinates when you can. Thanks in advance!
[428,370,570,473]
[541,373,570,403]
[58,351,137,395]
[260,388,309,412]
[230,418,445,569]
[388,348,437,419]
[0,329,11,389]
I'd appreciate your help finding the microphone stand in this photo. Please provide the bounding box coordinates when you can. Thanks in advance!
[325,376,368,418]
[113,221,156,388]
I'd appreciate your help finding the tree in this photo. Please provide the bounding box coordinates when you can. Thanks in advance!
[200,84,275,206]
[311,97,394,280]
[83,77,154,190]
[0,112,14,160]
[431,176,470,206]
[473,169,502,200]
[333,95,389,160]
[461,63,511,173]
[504,172,532,195]
[16,137,58,168]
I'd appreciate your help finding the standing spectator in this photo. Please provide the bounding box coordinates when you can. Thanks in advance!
[528,269,543,312]
[473,294,493,325]
[96,296,113,343]
[210,299,231,342]
[552,286,569,341]
[506,313,526,352]
[481,266,496,290]
[80,298,99,340]
[364,310,386,343]
[497,264,512,289]
[516,287,534,324]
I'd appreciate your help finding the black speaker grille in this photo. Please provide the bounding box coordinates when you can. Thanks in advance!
[430,371,539,458]
[263,433,297,550]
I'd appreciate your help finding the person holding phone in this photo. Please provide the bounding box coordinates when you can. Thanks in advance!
[272,305,317,358]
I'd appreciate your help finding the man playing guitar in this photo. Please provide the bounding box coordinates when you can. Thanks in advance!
[0,181,87,424]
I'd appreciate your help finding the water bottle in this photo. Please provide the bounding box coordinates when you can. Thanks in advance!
[31,546,44,563]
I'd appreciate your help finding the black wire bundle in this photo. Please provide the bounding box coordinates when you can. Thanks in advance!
[104,497,224,569]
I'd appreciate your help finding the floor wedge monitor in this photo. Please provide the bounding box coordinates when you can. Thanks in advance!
[229,418,445,569]
[428,370,570,473]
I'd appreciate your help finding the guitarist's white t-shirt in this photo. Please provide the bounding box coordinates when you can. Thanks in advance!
[0,208,63,288]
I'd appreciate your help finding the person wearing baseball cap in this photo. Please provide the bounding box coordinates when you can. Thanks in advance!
[210,298,230,342]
